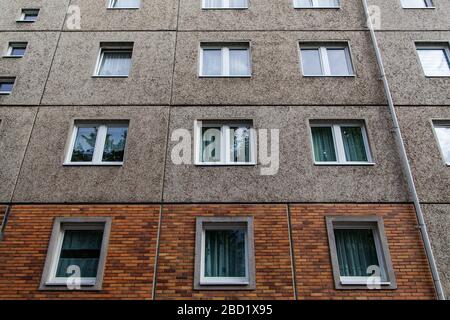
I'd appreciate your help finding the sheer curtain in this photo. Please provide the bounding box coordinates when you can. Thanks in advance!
[112,0,140,8]
[99,51,132,76]
[327,48,352,75]
[230,126,250,162]
[229,49,250,76]
[204,0,223,8]
[417,49,450,76]
[301,49,323,75]
[334,229,379,277]
[56,230,103,278]
[341,127,368,161]
[204,230,246,277]
[230,0,248,7]
[312,127,337,162]
[202,49,222,75]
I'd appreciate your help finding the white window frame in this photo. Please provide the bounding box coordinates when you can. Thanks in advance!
[194,120,257,165]
[299,44,354,77]
[294,0,340,8]
[400,0,434,9]
[4,42,27,58]
[199,223,249,286]
[310,122,373,165]
[0,78,15,95]
[17,9,40,22]
[199,44,252,77]
[65,122,128,166]
[107,0,141,9]
[415,44,450,77]
[93,44,133,77]
[202,0,249,9]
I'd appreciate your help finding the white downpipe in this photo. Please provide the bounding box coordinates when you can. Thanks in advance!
[361,0,445,300]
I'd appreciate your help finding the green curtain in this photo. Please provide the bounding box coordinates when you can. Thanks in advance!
[341,127,368,162]
[311,127,337,162]
[56,230,103,278]
[204,230,246,278]
[334,229,379,277]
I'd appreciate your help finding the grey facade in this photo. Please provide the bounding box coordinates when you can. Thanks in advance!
[0,0,449,298]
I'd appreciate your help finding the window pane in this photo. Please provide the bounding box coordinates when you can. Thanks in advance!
[301,49,323,75]
[401,0,429,7]
[327,48,352,75]
[71,126,98,162]
[229,0,248,8]
[230,126,251,162]
[229,49,250,76]
[0,82,14,93]
[317,0,339,7]
[294,0,313,7]
[435,126,450,163]
[334,229,380,277]
[102,126,128,162]
[56,230,103,278]
[204,229,246,278]
[417,49,450,76]
[23,13,38,21]
[341,126,368,162]
[311,127,337,162]
[98,51,132,76]
[11,47,26,56]
[202,49,222,76]
[201,127,222,162]
[111,0,140,8]
[204,0,223,8]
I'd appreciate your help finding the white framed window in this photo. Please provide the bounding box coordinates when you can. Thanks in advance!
[300,44,354,76]
[202,0,249,9]
[40,217,111,291]
[0,78,15,95]
[4,42,27,58]
[194,120,256,165]
[94,43,133,77]
[310,121,373,165]
[416,44,450,77]
[65,122,129,165]
[17,9,40,22]
[433,122,450,165]
[326,216,396,289]
[199,43,251,77]
[294,0,340,8]
[108,0,141,9]
[194,217,255,289]
[401,0,434,8]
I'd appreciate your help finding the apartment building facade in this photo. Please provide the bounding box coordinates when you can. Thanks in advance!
[0,0,448,300]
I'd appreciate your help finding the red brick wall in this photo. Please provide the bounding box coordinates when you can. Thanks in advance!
[0,205,160,300]
[155,204,295,300]
[290,204,436,300]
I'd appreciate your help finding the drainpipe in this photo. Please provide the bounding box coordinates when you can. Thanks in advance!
[361,0,445,300]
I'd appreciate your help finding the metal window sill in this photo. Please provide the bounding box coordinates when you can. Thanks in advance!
[0,92,12,95]
[107,7,140,10]
[314,162,375,166]
[195,162,256,166]
[16,20,37,23]
[202,8,249,10]
[2,55,24,58]
[63,162,123,166]
[199,75,252,78]
[294,7,341,9]
[303,74,356,78]
[92,75,129,78]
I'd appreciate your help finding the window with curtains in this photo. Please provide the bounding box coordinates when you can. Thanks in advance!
[401,0,434,8]
[195,217,255,288]
[300,43,354,76]
[202,0,249,9]
[294,0,340,8]
[200,43,251,77]
[40,218,111,290]
[65,122,129,165]
[433,122,450,165]
[95,43,133,77]
[416,44,450,77]
[310,122,372,165]
[326,217,396,289]
[0,78,15,95]
[195,120,256,165]
[17,9,39,22]
[5,42,27,57]
[108,0,141,9]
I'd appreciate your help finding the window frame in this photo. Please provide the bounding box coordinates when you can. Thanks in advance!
[415,43,450,78]
[199,43,252,77]
[400,0,435,9]
[293,0,341,9]
[107,0,141,9]
[0,77,16,95]
[202,0,249,9]
[93,43,134,78]
[39,217,112,291]
[309,121,373,165]
[299,43,355,77]
[65,122,129,166]
[194,217,256,290]
[194,120,257,166]
[326,216,397,290]
[4,42,27,58]
[17,9,40,23]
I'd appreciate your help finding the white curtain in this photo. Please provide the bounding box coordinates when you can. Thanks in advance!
[401,0,428,8]
[230,0,248,7]
[204,0,223,8]
[301,49,323,75]
[418,49,450,76]
[295,0,339,7]
[99,51,132,76]
[327,48,352,75]
[202,49,222,75]
[111,0,140,8]
[229,49,250,76]
[435,127,450,163]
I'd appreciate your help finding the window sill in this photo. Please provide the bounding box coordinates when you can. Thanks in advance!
[340,279,391,286]
[195,162,256,166]
[2,55,24,58]
[200,281,249,286]
[199,75,252,78]
[16,20,37,23]
[294,7,340,9]
[63,162,123,166]
[424,75,450,78]
[0,92,12,95]
[402,7,435,9]
[302,74,356,78]
[106,7,140,10]
[92,75,129,78]
[314,162,375,166]
[202,7,249,10]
